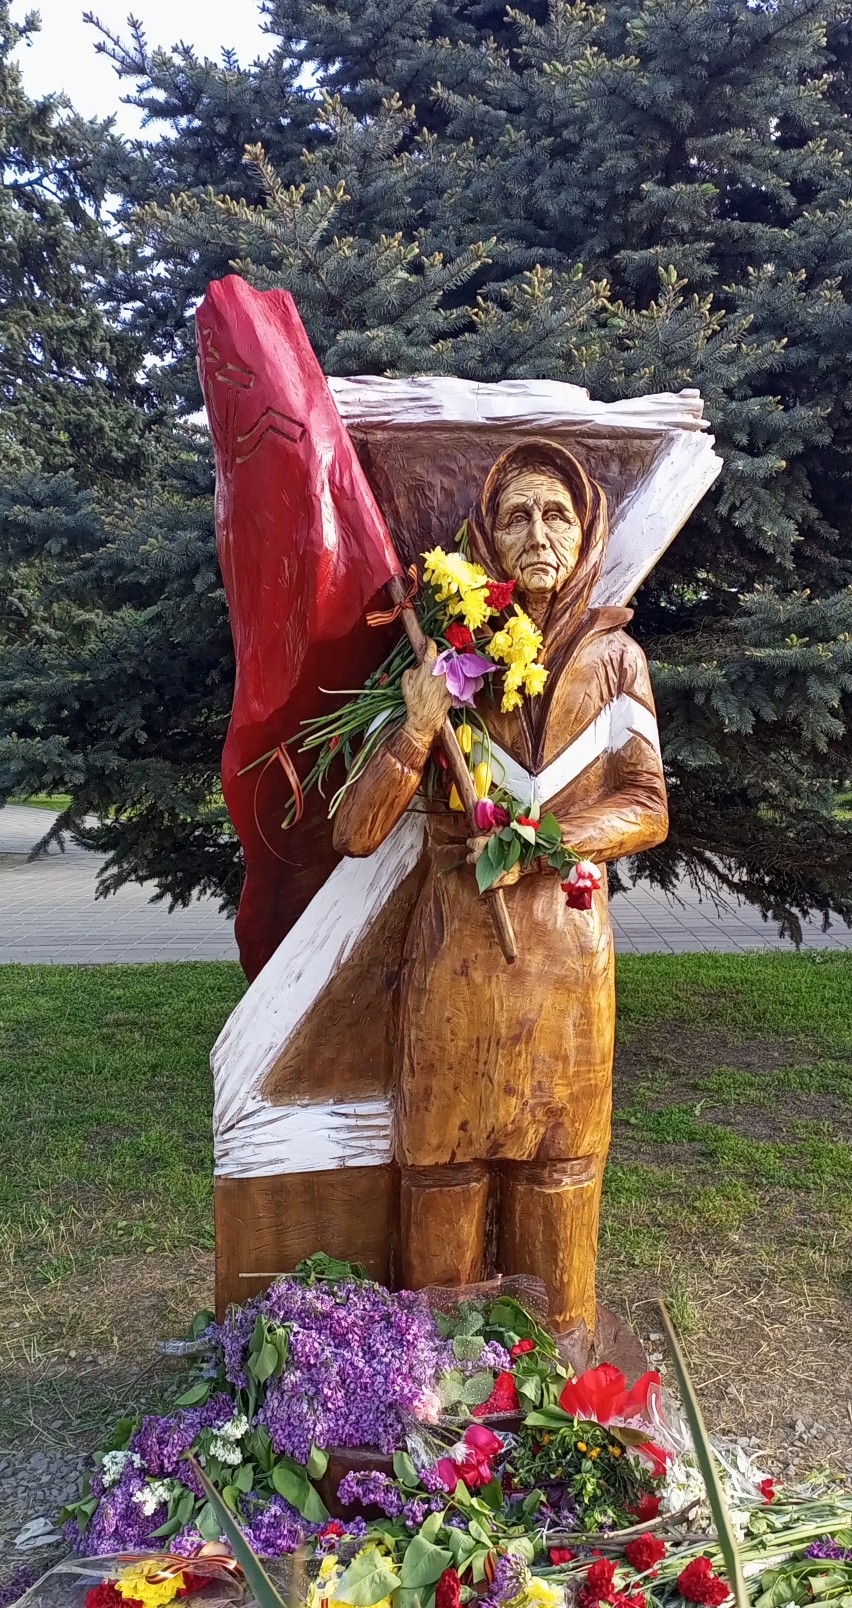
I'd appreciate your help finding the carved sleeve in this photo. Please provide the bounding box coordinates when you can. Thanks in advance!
[332,727,429,858]
[555,643,668,863]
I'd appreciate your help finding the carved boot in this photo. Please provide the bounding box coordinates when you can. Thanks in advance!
[400,1162,490,1288]
[498,1156,605,1334]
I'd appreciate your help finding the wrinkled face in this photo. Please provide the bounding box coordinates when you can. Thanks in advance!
[492,470,583,599]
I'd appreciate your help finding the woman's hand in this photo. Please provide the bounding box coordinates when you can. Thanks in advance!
[402,640,452,746]
[466,832,521,889]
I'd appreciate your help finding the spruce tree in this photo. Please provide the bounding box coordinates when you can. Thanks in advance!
[3,0,852,938]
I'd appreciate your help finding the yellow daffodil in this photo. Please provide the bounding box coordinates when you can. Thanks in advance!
[509,1577,562,1608]
[522,662,548,697]
[501,687,524,712]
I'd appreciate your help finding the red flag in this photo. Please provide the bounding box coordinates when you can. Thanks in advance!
[197,276,402,979]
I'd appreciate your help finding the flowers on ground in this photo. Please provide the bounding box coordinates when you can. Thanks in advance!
[472,1369,520,1417]
[624,1535,666,1573]
[434,1423,504,1491]
[676,1557,730,1606]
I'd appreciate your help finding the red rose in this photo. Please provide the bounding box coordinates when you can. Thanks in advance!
[629,1495,662,1522]
[677,1557,730,1606]
[625,1536,666,1573]
[758,1477,776,1503]
[445,622,475,651]
[436,1568,462,1608]
[550,1548,576,1565]
[472,1370,520,1417]
[485,580,516,610]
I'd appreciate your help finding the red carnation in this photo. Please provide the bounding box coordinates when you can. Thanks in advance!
[550,1548,576,1565]
[579,1557,617,1606]
[510,1339,536,1357]
[611,1594,647,1608]
[485,580,516,610]
[677,1557,730,1606]
[758,1478,776,1503]
[86,1587,140,1608]
[472,1370,520,1417]
[320,1521,346,1537]
[629,1494,662,1522]
[436,1567,462,1608]
[625,1536,666,1573]
[516,815,539,829]
[178,1575,213,1598]
[445,622,475,651]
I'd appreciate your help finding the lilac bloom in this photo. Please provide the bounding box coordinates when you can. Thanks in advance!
[433,648,495,707]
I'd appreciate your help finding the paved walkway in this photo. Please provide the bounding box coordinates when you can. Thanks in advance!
[1,805,850,962]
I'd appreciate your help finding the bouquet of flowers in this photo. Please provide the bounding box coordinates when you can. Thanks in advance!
[242,534,599,898]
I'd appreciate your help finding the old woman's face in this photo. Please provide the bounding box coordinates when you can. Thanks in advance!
[492,470,583,601]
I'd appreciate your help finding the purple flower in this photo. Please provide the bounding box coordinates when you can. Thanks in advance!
[242,1495,315,1558]
[337,1469,404,1517]
[806,1539,852,1561]
[0,1566,36,1607]
[433,649,495,707]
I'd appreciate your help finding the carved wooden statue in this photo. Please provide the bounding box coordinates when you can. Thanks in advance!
[198,277,722,1329]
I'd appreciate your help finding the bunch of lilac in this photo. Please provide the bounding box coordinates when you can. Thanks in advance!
[242,1496,318,1558]
[215,1277,446,1461]
[480,1551,531,1608]
[65,1396,234,1555]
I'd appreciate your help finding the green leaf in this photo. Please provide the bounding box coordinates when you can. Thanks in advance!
[536,813,562,844]
[523,1406,571,1428]
[401,1535,453,1589]
[222,1484,242,1513]
[187,1309,215,1340]
[250,1338,280,1384]
[234,1462,255,1492]
[334,1549,401,1606]
[421,1511,445,1544]
[150,1515,182,1539]
[460,1370,493,1406]
[453,1333,485,1362]
[174,1379,213,1408]
[271,1458,329,1522]
[176,1489,196,1525]
[393,1450,421,1487]
[446,1529,477,1567]
[196,1500,223,1542]
[468,1519,493,1546]
[477,1477,504,1511]
[476,854,502,893]
[512,821,537,844]
[438,1368,465,1407]
[658,1301,749,1608]
[307,1444,329,1480]
[187,1456,288,1608]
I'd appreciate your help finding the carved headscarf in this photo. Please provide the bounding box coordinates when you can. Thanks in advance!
[467,440,609,688]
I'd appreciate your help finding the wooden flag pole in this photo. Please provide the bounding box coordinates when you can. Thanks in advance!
[387,575,518,965]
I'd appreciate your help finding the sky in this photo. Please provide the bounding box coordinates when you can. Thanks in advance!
[12,0,270,134]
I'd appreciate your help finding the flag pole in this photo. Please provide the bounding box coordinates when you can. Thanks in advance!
[386,575,518,965]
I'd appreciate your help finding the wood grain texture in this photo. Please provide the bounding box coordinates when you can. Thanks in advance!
[214,1167,399,1317]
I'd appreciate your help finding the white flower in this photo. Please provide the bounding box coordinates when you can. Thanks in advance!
[450,1441,469,1464]
[132,1479,174,1516]
[216,1414,250,1443]
[100,1450,142,1489]
[209,1436,243,1466]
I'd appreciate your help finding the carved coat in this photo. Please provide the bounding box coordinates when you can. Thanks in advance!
[333,605,668,1170]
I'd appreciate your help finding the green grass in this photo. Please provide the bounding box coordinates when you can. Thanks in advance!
[1,951,851,1461]
[0,962,245,1278]
[6,794,73,811]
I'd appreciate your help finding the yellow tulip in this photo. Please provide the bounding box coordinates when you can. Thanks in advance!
[457,722,472,754]
[474,761,492,799]
[449,783,464,811]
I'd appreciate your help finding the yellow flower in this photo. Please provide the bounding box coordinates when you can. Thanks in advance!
[589,1447,600,1460]
[457,723,473,754]
[509,1577,562,1608]
[452,584,492,631]
[306,1550,399,1608]
[474,761,492,799]
[522,662,548,697]
[423,547,488,601]
[489,608,542,668]
[501,686,524,713]
[576,1442,587,1453]
[116,1568,183,1608]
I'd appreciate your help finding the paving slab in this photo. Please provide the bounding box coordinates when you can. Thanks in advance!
[1,805,851,962]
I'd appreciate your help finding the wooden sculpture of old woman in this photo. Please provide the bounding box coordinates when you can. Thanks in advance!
[332,439,669,1338]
